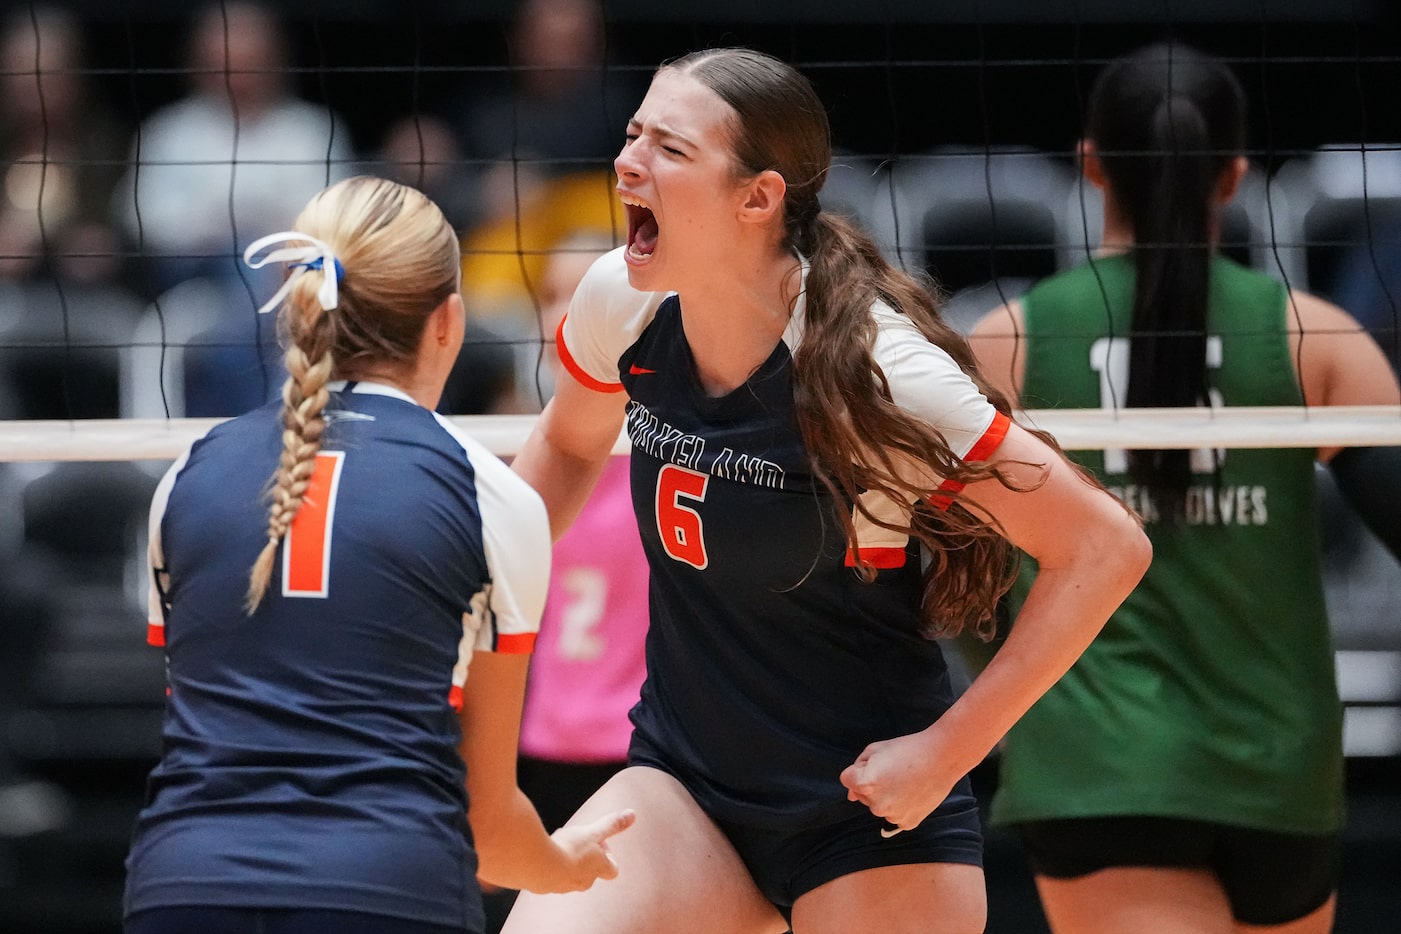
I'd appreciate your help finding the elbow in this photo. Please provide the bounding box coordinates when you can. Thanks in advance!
[1116,519,1154,593]
[469,809,527,889]
[1069,505,1151,599]
[467,804,506,865]
[466,788,520,864]
[1132,527,1153,581]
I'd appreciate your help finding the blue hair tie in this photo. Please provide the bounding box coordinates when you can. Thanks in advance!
[290,255,346,284]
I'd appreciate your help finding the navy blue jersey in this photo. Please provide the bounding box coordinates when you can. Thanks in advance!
[560,249,1007,828]
[125,381,550,929]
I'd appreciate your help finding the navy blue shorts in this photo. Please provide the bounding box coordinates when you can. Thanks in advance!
[631,739,983,916]
[125,907,468,934]
[1015,816,1340,926]
[718,798,984,916]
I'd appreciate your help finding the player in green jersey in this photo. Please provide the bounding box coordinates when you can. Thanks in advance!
[970,43,1401,934]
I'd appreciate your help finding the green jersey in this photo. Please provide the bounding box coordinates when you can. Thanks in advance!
[991,254,1345,835]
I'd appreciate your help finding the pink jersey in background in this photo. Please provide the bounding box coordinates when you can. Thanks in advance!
[519,456,649,763]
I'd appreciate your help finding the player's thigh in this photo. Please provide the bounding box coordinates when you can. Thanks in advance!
[790,861,986,934]
[500,765,787,934]
[1035,867,1236,934]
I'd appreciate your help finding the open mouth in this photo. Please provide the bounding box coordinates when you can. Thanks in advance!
[620,193,658,260]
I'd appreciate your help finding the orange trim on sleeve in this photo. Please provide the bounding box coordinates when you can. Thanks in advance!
[448,684,464,712]
[496,632,538,654]
[147,622,165,646]
[930,410,1013,511]
[556,315,626,394]
[844,546,908,569]
[964,410,1012,463]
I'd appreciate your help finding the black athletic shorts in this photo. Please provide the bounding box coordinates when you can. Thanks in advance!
[1015,816,1340,926]
[716,798,984,920]
[126,907,467,934]
[631,737,983,918]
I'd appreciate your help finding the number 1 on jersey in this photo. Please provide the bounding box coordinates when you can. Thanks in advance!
[1090,336,1225,474]
[283,450,346,598]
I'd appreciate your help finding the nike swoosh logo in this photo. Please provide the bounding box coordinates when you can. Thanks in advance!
[629,364,656,375]
[324,410,376,424]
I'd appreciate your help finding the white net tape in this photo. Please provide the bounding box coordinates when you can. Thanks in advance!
[0,405,1397,463]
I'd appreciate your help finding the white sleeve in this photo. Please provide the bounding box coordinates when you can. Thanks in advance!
[436,416,551,653]
[145,448,192,646]
[557,247,669,390]
[871,302,1000,460]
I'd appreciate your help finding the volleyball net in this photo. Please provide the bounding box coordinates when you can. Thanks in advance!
[1,3,1398,465]
[0,405,1396,463]
[1,12,1399,934]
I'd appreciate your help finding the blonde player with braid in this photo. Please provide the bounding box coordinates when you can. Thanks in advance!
[123,175,633,934]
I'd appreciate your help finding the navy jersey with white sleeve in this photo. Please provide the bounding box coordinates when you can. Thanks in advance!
[557,248,1009,830]
[124,381,550,931]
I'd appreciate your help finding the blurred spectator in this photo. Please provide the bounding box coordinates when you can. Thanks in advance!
[0,5,141,859]
[479,231,648,934]
[459,171,623,339]
[111,0,353,295]
[452,0,636,184]
[510,227,617,409]
[121,274,283,420]
[366,114,482,235]
[0,6,145,421]
[368,115,508,414]
[436,319,530,416]
[452,0,636,335]
[440,226,622,419]
[0,5,131,288]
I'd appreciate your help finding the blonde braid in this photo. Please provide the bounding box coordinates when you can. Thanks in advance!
[240,175,460,614]
[244,340,335,614]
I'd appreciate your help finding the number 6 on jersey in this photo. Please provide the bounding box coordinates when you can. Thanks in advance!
[656,464,709,570]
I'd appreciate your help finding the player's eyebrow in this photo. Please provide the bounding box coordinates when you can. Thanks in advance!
[626,117,698,151]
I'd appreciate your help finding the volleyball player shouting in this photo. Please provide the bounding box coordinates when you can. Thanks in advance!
[504,48,1150,934]
[123,176,633,934]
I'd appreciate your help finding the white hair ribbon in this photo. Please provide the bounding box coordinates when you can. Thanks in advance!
[242,231,344,315]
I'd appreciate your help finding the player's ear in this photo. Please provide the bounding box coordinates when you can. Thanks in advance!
[1078,139,1109,191]
[738,169,786,226]
[1215,155,1250,205]
[429,293,464,348]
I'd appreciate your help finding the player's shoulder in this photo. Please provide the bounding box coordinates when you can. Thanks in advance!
[182,403,279,464]
[562,247,673,382]
[866,299,996,440]
[969,300,1025,340]
[431,414,543,506]
[869,299,961,374]
[574,246,665,315]
[1285,288,1365,334]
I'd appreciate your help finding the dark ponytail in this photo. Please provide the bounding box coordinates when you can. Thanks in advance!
[1088,43,1246,519]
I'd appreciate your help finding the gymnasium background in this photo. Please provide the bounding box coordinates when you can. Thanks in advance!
[0,1,1397,931]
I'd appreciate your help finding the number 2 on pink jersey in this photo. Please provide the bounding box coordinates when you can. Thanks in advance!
[655,464,709,570]
[282,450,346,598]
